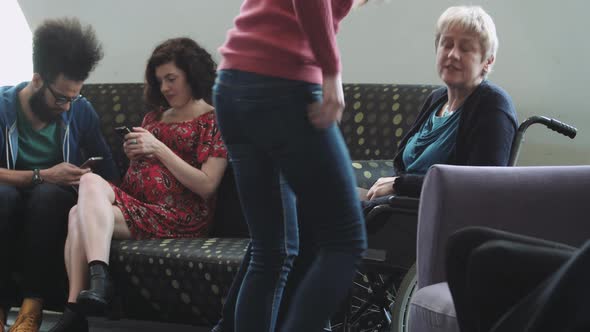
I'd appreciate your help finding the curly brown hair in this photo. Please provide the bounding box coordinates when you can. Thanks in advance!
[144,37,217,108]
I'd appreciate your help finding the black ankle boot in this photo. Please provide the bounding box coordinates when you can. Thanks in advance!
[47,307,88,332]
[76,263,112,315]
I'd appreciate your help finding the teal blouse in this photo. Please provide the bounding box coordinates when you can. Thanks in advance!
[402,104,462,174]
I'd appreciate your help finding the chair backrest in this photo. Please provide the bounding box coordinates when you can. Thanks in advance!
[82,83,441,172]
[81,83,148,178]
[416,164,590,289]
[341,83,439,161]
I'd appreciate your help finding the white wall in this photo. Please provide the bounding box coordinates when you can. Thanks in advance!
[18,0,243,83]
[0,0,32,85]
[17,0,590,165]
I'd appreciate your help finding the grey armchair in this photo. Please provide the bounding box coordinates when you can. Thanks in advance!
[406,164,590,332]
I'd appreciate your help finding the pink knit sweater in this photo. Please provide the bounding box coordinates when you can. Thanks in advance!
[219,0,354,84]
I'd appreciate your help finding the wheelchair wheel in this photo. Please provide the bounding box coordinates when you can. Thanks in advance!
[390,264,416,332]
[331,265,407,332]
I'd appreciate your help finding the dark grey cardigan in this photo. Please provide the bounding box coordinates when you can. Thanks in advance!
[393,80,518,197]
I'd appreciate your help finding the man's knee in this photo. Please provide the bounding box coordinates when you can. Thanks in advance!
[0,185,22,219]
[0,185,22,240]
[0,184,22,206]
[28,183,76,209]
[29,182,72,198]
[25,184,76,227]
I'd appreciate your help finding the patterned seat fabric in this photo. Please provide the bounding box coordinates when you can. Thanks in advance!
[109,238,249,325]
[81,83,147,177]
[77,82,439,325]
[342,84,439,187]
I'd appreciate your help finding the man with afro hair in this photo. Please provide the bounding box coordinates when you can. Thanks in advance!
[0,17,118,332]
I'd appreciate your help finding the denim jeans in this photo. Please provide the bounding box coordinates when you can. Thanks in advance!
[213,69,367,332]
[213,221,333,331]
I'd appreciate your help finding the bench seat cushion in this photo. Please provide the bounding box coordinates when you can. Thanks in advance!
[110,238,249,325]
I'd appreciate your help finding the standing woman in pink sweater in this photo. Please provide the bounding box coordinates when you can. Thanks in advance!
[213,0,369,331]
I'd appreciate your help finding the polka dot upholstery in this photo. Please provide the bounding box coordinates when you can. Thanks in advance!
[342,84,440,188]
[81,84,148,178]
[341,84,440,161]
[109,238,249,325]
[351,159,395,189]
[73,82,439,325]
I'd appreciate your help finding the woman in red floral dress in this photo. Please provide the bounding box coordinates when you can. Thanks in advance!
[49,38,228,332]
[113,108,226,239]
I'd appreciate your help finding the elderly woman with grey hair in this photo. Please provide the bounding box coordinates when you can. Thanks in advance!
[365,5,517,201]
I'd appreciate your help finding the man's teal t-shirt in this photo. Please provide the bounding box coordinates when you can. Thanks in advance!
[14,100,62,170]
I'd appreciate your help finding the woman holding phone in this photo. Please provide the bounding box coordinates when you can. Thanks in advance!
[48,37,228,332]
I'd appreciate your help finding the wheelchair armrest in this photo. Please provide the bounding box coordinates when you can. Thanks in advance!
[365,195,420,233]
[387,195,420,213]
[366,195,419,220]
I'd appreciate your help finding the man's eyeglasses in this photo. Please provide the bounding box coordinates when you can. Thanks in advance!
[46,85,81,106]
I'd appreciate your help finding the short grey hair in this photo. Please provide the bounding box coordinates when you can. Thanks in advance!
[435,6,498,73]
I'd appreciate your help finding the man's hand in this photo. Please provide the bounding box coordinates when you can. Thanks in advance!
[308,73,344,129]
[41,162,91,185]
[366,176,397,201]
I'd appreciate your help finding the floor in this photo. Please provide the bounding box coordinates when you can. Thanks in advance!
[6,310,211,332]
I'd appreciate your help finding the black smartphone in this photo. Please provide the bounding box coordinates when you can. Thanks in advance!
[80,156,104,169]
[114,126,131,138]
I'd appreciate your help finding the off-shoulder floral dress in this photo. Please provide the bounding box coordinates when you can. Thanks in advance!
[111,110,227,239]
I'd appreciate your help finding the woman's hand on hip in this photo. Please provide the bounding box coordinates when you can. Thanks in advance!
[308,73,344,129]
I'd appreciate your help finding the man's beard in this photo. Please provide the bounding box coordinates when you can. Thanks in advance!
[29,86,63,123]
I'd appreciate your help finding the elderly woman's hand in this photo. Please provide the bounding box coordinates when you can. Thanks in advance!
[123,127,163,160]
[366,176,397,201]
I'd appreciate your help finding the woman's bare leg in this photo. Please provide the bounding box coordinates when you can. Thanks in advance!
[76,173,131,264]
[64,205,89,303]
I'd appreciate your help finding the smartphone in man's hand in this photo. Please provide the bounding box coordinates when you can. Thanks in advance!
[80,156,104,169]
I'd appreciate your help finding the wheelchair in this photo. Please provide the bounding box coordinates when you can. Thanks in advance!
[330,116,577,332]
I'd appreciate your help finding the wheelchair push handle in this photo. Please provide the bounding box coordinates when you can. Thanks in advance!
[519,116,577,139]
[546,118,577,139]
[509,116,577,166]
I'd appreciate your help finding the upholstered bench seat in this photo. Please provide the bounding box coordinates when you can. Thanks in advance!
[109,238,249,325]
